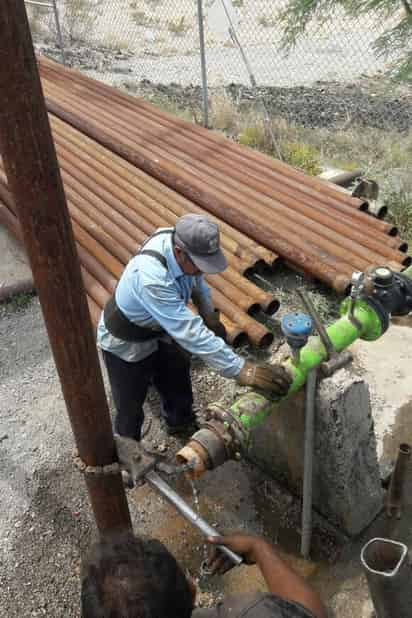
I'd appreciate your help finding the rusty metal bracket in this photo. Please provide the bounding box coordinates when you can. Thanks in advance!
[72,449,121,476]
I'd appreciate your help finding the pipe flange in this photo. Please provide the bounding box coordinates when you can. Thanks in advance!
[190,427,229,469]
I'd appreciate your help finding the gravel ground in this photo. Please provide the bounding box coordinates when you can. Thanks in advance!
[0,295,343,617]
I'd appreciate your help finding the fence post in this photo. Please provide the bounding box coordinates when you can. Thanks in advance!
[24,0,66,64]
[52,0,66,64]
[196,0,209,128]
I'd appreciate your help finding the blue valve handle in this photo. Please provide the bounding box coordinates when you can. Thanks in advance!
[281,312,314,350]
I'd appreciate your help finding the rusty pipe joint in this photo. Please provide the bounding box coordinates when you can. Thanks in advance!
[176,404,248,479]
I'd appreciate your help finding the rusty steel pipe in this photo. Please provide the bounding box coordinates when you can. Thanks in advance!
[54,87,407,269]
[70,201,133,265]
[55,78,402,246]
[43,83,394,271]
[55,148,259,277]
[53,129,264,271]
[206,273,261,315]
[77,245,117,295]
[218,269,279,314]
[44,82,407,275]
[0,177,273,325]
[59,167,146,250]
[43,97,354,290]
[0,189,121,298]
[81,266,112,309]
[55,148,280,312]
[50,116,277,266]
[39,64,396,238]
[40,62,365,217]
[0,197,273,349]
[53,141,261,274]
[87,293,102,329]
[0,4,131,535]
[72,220,124,279]
[210,288,274,347]
[0,199,120,299]
[189,304,248,348]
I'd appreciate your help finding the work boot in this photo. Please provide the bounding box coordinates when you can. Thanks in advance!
[163,418,200,438]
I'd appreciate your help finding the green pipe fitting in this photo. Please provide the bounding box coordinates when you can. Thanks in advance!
[286,298,383,395]
[230,298,384,436]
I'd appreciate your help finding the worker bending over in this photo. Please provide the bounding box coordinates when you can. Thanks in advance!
[97,214,291,440]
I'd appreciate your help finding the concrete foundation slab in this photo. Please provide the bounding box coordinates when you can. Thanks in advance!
[248,368,383,536]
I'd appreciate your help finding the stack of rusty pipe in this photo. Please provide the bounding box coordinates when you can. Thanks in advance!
[37,57,411,295]
[0,120,279,348]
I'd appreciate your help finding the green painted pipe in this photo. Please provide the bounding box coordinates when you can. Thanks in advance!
[229,267,412,435]
[230,298,383,433]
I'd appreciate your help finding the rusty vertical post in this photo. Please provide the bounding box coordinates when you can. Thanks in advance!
[0,1,132,534]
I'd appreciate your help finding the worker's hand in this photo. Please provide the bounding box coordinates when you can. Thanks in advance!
[237,361,292,396]
[203,309,227,341]
[206,534,265,575]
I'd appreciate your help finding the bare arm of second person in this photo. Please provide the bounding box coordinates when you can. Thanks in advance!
[207,534,327,618]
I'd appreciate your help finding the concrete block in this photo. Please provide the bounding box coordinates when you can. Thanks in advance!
[248,369,383,536]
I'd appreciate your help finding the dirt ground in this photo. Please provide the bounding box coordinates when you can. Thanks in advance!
[1,225,412,617]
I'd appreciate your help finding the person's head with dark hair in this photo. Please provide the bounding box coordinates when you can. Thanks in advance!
[81,532,195,618]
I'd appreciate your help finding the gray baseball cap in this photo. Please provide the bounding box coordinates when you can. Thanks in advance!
[174,214,228,274]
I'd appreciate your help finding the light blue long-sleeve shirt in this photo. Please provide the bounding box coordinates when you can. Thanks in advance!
[97,229,245,378]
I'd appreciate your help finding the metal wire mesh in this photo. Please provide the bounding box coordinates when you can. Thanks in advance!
[26,1,402,85]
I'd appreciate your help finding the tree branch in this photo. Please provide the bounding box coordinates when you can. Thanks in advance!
[401,0,412,16]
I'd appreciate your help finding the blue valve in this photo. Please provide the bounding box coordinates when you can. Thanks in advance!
[281,312,314,356]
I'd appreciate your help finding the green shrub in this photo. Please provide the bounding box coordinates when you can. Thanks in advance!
[385,190,412,242]
[167,17,190,37]
[282,142,321,176]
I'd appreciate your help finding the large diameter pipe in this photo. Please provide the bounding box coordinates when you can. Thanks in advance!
[0,1,131,534]
[0,198,253,349]
[146,470,243,567]
[40,63,396,239]
[43,99,352,291]
[43,83,400,273]
[361,538,412,618]
[51,145,260,276]
[63,82,404,256]
[51,117,276,266]
[39,63,375,220]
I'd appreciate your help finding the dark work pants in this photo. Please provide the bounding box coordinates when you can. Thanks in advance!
[102,341,194,441]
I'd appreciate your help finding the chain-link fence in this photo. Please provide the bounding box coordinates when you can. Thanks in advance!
[26,0,412,243]
[26,0,402,87]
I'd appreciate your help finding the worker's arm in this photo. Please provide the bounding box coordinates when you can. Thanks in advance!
[192,276,226,340]
[207,534,327,618]
[139,281,243,377]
